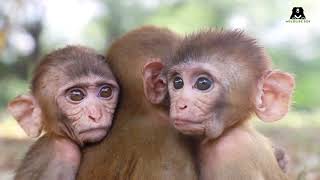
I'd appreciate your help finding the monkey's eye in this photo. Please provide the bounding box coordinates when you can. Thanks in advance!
[68,89,85,102]
[173,76,184,89]
[99,85,112,98]
[195,77,212,91]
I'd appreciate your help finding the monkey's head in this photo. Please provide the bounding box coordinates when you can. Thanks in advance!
[8,46,119,145]
[144,30,295,140]
[107,26,182,114]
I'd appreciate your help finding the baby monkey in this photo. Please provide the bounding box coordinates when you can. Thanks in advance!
[144,30,294,180]
[8,46,119,180]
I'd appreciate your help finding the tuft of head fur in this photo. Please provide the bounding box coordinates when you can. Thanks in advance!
[168,29,271,79]
[31,45,110,95]
[106,25,182,111]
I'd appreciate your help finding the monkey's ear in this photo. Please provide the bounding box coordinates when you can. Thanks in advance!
[7,94,43,137]
[142,61,167,104]
[255,71,295,122]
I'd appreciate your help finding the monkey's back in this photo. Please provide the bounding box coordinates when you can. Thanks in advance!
[78,113,197,180]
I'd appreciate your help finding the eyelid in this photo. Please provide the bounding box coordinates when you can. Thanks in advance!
[195,73,212,81]
[65,86,85,94]
[167,71,180,81]
[67,87,86,96]
[98,83,112,88]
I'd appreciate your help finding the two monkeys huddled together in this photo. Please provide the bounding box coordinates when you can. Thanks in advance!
[8,26,294,180]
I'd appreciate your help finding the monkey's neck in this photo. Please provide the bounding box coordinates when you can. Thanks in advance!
[199,119,252,145]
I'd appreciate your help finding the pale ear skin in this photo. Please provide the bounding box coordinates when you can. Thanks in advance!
[142,60,167,104]
[255,71,295,122]
[7,94,43,137]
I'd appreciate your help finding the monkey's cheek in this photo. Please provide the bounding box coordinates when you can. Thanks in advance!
[204,120,224,139]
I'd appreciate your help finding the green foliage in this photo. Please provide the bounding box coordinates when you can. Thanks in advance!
[294,72,320,109]
[147,1,217,34]
[0,76,28,110]
[0,0,320,113]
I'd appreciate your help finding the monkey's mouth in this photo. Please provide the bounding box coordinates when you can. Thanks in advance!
[79,126,109,134]
[174,119,196,125]
[173,118,204,129]
[173,118,205,136]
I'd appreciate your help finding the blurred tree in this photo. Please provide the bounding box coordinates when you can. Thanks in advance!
[0,0,319,112]
[0,0,44,110]
[0,0,44,79]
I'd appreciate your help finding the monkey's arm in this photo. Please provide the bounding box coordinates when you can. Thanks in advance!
[199,128,289,180]
[15,135,81,180]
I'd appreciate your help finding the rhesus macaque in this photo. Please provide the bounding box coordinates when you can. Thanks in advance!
[145,29,295,180]
[77,26,198,180]
[7,46,119,180]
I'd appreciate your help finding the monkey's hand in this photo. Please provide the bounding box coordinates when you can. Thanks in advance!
[273,146,289,173]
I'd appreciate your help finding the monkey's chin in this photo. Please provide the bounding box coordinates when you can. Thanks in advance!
[80,128,108,144]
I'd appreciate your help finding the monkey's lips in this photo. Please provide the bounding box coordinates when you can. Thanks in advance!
[172,118,205,135]
[174,118,198,125]
[79,126,110,143]
[79,126,109,135]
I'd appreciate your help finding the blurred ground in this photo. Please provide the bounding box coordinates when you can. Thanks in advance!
[0,110,319,180]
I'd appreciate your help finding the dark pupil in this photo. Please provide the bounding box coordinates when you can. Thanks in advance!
[196,77,212,90]
[100,86,112,98]
[70,90,85,101]
[173,76,184,89]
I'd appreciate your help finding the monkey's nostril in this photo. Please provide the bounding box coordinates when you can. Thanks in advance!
[178,105,187,110]
[88,115,97,122]
[88,112,102,122]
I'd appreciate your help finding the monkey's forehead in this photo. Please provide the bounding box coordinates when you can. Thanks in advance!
[58,74,118,91]
[34,65,116,92]
[62,60,115,81]
[176,30,263,56]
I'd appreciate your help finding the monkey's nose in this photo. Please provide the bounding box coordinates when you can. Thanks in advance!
[89,115,98,122]
[178,104,188,110]
[88,108,102,122]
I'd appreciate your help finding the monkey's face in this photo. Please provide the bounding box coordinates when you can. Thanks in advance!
[168,62,222,138]
[167,62,251,139]
[56,74,119,145]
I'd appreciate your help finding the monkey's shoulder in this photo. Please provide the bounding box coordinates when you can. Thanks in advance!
[202,127,288,180]
[215,127,277,162]
[15,135,81,180]
[15,136,53,179]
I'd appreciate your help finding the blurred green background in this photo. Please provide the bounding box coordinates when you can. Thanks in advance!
[0,0,319,179]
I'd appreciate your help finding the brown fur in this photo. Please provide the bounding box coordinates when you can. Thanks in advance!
[32,46,112,94]
[15,135,80,180]
[165,29,292,180]
[77,26,198,180]
[31,46,114,134]
[11,45,118,180]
